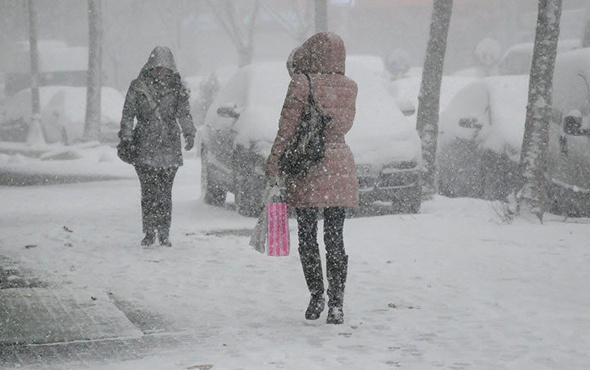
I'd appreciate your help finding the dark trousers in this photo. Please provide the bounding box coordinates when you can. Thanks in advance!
[135,166,178,237]
[296,207,346,256]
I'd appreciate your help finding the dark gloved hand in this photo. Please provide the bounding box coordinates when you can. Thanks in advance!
[184,136,195,151]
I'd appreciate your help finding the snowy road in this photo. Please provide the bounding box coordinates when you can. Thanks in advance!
[1,158,590,369]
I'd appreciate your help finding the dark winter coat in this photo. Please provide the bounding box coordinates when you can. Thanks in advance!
[119,46,196,168]
[266,32,359,207]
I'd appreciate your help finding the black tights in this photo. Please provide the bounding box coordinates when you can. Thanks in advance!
[296,207,346,256]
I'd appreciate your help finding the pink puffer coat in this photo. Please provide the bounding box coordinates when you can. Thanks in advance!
[266,32,359,207]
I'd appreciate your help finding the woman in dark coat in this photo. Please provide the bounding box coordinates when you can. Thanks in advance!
[266,32,359,324]
[119,46,196,247]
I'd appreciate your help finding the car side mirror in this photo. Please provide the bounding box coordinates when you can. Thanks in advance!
[395,98,416,116]
[217,103,240,119]
[563,110,583,135]
[458,117,483,129]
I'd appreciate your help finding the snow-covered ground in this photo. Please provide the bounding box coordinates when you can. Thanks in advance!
[1,154,590,369]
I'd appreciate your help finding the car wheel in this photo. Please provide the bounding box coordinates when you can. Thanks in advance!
[235,172,264,217]
[201,148,227,206]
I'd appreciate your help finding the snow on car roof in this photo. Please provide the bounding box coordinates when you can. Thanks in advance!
[482,75,530,156]
[443,49,590,161]
[391,75,477,118]
[3,86,124,125]
[10,41,88,73]
[225,59,421,166]
[440,75,530,161]
[499,39,581,76]
[346,59,421,165]
[555,47,590,79]
[44,87,124,125]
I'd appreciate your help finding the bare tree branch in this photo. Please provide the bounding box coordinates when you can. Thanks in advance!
[206,0,260,67]
[261,0,312,42]
[246,0,260,49]
[260,1,300,40]
[206,0,245,50]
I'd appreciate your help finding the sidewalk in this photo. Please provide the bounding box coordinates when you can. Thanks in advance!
[0,257,196,369]
[0,288,143,346]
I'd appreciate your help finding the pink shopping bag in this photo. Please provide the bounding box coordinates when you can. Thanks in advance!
[267,199,290,257]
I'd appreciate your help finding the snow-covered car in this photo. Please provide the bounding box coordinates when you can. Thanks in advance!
[438,47,590,215]
[0,86,124,144]
[437,75,528,199]
[200,59,422,216]
[546,47,590,215]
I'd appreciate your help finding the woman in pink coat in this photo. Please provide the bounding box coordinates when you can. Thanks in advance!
[266,32,358,324]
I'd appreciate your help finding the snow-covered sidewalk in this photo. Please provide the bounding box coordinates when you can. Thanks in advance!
[1,158,589,369]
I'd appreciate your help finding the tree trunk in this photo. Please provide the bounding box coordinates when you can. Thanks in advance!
[238,47,253,68]
[416,0,453,193]
[517,0,562,222]
[83,0,103,142]
[26,0,45,145]
[582,5,590,48]
[314,0,328,32]
[241,0,260,68]
[260,0,313,43]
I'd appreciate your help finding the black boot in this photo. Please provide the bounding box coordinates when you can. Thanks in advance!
[158,227,172,247]
[326,254,348,324]
[299,248,325,320]
[158,230,172,247]
[141,231,156,246]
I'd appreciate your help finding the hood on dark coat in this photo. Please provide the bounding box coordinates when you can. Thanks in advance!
[293,32,346,75]
[140,46,179,77]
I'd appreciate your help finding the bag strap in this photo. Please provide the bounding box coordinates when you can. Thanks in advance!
[136,79,165,122]
[304,74,320,111]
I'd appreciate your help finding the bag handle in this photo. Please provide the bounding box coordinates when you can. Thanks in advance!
[304,74,323,113]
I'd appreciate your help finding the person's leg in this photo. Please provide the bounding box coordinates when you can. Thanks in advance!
[324,207,348,324]
[135,166,157,245]
[296,207,325,320]
[156,167,178,246]
[324,207,346,256]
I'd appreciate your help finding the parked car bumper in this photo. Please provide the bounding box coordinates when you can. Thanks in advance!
[357,162,421,204]
[547,177,590,217]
